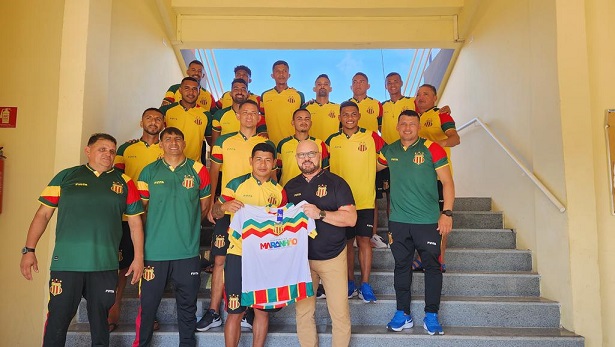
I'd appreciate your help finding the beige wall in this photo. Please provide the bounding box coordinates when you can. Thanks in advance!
[441,0,615,345]
[0,1,65,346]
[0,1,181,345]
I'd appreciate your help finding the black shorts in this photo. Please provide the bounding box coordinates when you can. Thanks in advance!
[224,254,283,314]
[118,221,134,270]
[346,209,374,239]
[375,168,390,199]
[210,214,231,257]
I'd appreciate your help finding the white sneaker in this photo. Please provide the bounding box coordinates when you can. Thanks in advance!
[370,234,388,248]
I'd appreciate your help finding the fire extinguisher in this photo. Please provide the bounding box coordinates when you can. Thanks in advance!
[0,147,5,214]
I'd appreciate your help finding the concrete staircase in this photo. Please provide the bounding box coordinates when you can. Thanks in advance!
[67,197,584,346]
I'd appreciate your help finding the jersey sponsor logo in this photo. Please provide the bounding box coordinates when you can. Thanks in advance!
[111,182,124,194]
[143,266,155,281]
[358,142,368,152]
[214,235,226,249]
[183,175,195,189]
[49,279,62,296]
[328,110,336,118]
[75,183,88,186]
[427,241,437,246]
[288,95,296,103]
[154,180,165,184]
[190,272,199,276]
[315,184,327,198]
[391,157,399,161]
[366,107,375,115]
[105,289,115,294]
[424,119,433,127]
[413,152,425,165]
[293,193,302,197]
[228,294,241,310]
[259,238,298,250]
[194,117,203,125]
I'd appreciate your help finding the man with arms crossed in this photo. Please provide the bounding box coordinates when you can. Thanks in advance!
[285,140,356,347]
[20,133,144,346]
[377,110,454,335]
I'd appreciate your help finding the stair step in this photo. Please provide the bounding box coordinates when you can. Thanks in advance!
[374,228,517,249]
[365,248,532,272]
[78,295,559,328]
[66,323,583,347]
[364,271,540,297]
[376,211,503,229]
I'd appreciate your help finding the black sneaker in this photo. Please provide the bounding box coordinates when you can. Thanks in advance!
[316,283,326,299]
[196,309,221,331]
[240,308,254,329]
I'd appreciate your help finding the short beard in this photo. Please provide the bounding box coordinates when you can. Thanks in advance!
[300,163,320,175]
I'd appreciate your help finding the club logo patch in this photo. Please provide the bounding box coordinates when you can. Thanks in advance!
[50,279,62,296]
[272,224,284,236]
[183,175,195,189]
[413,152,425,165]
[111,182,124,194]
[288,96,296,103]
[228,294,241,310]
[214,235,226,249]
[424,119,433,127]
[315,184,327,198]
[328,110,336,118]
[366,107,375,115]
[358,142,367,152]
[143,266,155,281]
[267,195,278,206]
[194,117,203,125]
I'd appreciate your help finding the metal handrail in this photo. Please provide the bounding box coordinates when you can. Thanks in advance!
[457,117,566,213]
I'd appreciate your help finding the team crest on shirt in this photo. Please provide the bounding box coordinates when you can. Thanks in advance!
[214,235,226,249]
[272,224,284,236]
[358,142,368,152]
[228,294,241,310]
[366,107,375,115]
[328,110,336,118]
[110,182,124,194]
[413,152,425,165]
[315,184,328,198]
[182,175,195,189]
[50,279,62,296]
[194,117,203,125]
[143,266,155,281]
[267,195,278,206]
[199,99,207,106]
[288,95,296,103]
[424,119,433,127]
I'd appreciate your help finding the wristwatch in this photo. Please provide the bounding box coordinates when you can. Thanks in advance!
[21,247,35,255]
[319,210,327,220]
[441,210,453,217]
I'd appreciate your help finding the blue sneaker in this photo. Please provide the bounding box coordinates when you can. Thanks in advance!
[423,312,444,335]
[387,310,413,332]
[358,282,377,303]
[347,281,357,298]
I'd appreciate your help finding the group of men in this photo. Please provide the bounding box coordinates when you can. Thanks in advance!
[19,58,459,347]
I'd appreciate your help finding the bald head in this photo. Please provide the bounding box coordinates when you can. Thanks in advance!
[296,140,321,176]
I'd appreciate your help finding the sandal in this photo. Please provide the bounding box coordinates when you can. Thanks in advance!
[411,258,424,272]
[108,323,119,333]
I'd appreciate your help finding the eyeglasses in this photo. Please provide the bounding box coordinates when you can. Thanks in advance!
[296,151,318,159]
